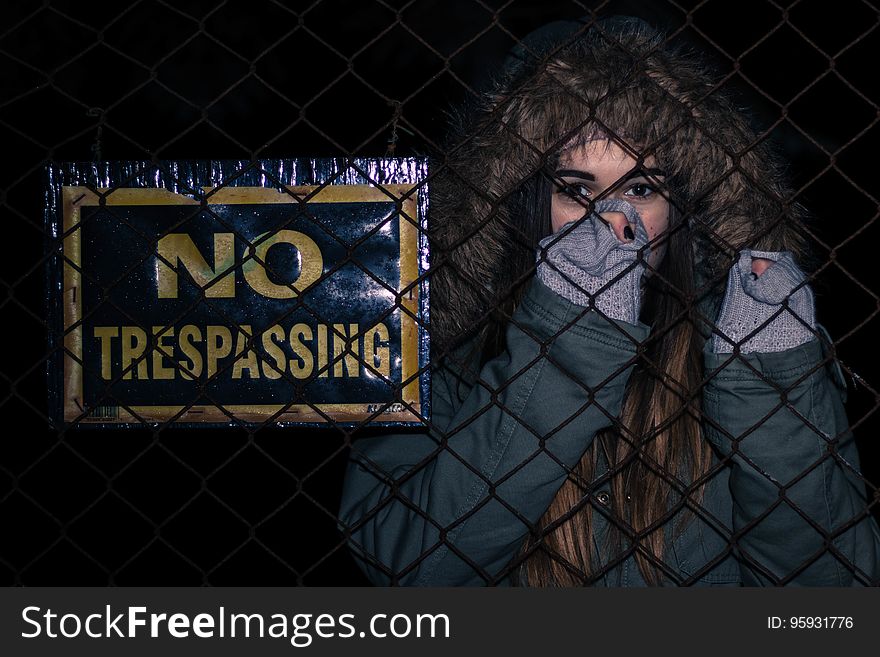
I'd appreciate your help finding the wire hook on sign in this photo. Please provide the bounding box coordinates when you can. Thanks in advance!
[385,100,413,158]
[86,107,105,162]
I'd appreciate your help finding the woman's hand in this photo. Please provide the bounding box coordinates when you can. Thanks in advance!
[711,250,816,353]
[536,198,650,325]
[703,251,880,585]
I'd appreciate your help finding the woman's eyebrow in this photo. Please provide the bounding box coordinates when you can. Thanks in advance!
[626,167,666,179]
[554,168,595,180]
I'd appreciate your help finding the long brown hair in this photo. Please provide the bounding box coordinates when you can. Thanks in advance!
[518,202,714,586]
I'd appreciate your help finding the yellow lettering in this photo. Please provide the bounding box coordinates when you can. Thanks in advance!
[317,323,328,378]
[232,325,259,379]
[206,326,232,379]
[157,233,235,298]
[333,323,359,378]
[93,326,118,380]
[241,230,323,298]
[178,325,203,379]
[261,325,287,380]
[289,323,313,379]
[363,323,390,379]
[121,326,148,380]
[151,326,175,380]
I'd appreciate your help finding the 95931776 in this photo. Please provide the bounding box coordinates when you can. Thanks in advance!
[767,617,854,630]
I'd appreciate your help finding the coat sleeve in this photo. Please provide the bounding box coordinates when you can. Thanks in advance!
[703,336,880,585]
[339,278,649,585]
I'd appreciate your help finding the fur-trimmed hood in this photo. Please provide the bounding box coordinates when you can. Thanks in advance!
[429,16,807,352]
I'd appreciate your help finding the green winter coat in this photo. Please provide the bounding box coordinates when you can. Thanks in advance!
[340,279,880,586]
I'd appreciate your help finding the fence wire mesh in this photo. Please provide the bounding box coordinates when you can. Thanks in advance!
[1,0,879,585]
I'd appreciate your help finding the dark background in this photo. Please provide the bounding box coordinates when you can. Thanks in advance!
[1,0,878,585]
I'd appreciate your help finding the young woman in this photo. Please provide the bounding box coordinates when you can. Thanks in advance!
[339,16,880,586]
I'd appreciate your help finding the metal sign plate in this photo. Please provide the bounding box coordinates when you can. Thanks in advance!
[47,159,429,427]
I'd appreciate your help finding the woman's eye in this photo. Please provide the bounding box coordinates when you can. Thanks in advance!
[560,182,591,201]
[626,183,655,198]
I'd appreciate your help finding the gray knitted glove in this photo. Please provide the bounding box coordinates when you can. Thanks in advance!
[536,198,650,324]
[711,250,816,354]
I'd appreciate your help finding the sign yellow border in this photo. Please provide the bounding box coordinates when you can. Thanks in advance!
[61,184,422,424]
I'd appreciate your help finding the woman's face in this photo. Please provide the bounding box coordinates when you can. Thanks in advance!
[550,139,671,268]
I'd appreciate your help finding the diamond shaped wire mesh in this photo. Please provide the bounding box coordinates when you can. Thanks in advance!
[0,0,878,586]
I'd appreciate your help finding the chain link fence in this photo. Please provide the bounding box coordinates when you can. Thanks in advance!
[1,0,878,585]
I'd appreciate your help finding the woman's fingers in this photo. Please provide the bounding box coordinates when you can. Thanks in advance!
[598,211,633,242]
[737,251,807,305]
[751,257,773,277]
